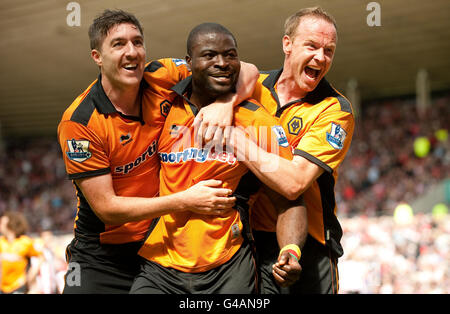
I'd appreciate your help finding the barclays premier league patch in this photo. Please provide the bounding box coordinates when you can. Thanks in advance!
[66,139,92,162]
[272,125,289,147]
[172,58,187,67]
[326,122,347,150]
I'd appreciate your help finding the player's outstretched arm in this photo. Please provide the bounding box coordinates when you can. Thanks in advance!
[76,174,236,225]
[230,126,323,200]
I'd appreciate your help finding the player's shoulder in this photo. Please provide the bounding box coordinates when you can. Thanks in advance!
[307,79,353,115]
[60,79,98,125]
[235,98,276,124]
[236,99,263,112]
[16,235,33,245]
[145,58,188,73]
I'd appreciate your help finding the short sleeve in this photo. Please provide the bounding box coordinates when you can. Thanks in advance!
[27,238,43,258]
[143,58,191,100]
[237,102,293,162]
[57,120,111,180]
[294,109,354,173]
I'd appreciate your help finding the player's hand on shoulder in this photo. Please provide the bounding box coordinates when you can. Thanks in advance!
[193,101,234,147]
[181,179,236,215]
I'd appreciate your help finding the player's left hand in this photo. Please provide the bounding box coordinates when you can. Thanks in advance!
[193,99,234,147]
[272,250,302,287]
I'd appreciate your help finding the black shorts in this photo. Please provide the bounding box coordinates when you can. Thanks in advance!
[130,241,257,294]
[289,234,339,294]
[254,231,339,294]
[62,238,143,294]
[253,230,287,294]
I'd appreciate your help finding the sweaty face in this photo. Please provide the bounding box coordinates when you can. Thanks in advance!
[188,32,240,99]
[93,23,146,90]
[284,17,337,95]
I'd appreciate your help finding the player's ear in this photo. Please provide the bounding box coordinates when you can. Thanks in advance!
[282,35,293,55]
[91,49,102,67]
[185,55,192,72]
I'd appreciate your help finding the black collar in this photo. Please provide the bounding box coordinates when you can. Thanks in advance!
[170,76,200,116]
[91,74,148,123]
[261,68,335,117]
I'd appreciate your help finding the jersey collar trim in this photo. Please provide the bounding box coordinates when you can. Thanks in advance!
[262,68,334,106]
[91,74,117,115]
[91,74,147,124]
[170,76,199,116]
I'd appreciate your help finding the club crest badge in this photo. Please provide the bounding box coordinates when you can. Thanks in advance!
[271,125,289,147]
[326,122,347,150]
[66,139,92,162]
[160,100,172,118]
[287,116,303,135]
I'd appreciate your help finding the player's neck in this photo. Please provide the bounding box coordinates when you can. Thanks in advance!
[277,68,307,107]
[101,77,141,117]
[4,230,16,242]
[189,90,216,112]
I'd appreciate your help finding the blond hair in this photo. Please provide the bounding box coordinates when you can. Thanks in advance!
[284,7,337,38]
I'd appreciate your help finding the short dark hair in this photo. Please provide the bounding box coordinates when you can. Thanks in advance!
[284,7,337,38]
[88,9,144,50]
[186,23,237,56]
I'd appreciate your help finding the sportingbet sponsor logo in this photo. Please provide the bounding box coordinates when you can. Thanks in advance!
[115,140,157,174]
[160,147,237,165]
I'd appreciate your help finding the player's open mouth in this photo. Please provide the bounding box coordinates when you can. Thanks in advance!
[123,64,138,71]
[304,65,321,79]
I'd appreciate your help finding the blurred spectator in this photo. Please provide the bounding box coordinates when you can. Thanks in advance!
[339,213,450,294]
[0,211,43,294]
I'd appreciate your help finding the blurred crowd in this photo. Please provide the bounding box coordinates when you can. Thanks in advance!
[336,93,450,217]
[339,213,450,294]
[0,92,448,293]
[0,139,76,233]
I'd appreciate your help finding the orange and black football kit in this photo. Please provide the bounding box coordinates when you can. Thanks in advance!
[251,69,354,294]
[131,76,293,293]
[0,235,42,294]
[57,59,188,293]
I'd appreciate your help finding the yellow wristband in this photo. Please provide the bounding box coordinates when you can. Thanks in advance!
[279,244,301,261]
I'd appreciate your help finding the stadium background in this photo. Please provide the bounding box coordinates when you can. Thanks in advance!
[0,0,448,293]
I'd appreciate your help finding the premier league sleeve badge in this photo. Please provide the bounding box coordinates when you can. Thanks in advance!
[66,139,92,162]
[326,122,347,150]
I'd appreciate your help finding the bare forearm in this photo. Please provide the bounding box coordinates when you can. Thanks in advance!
[94,192,187,225]
[244,153,302,200]
[234,136,300,199]
[234,134,322,200]
[277,203,308,249]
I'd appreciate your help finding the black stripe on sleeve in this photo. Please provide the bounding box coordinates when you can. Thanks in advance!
[145,60,164,73]
[70,95,96,126]
[68,168,111,180]
[293,149,333,174]
[238,100,260,112]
